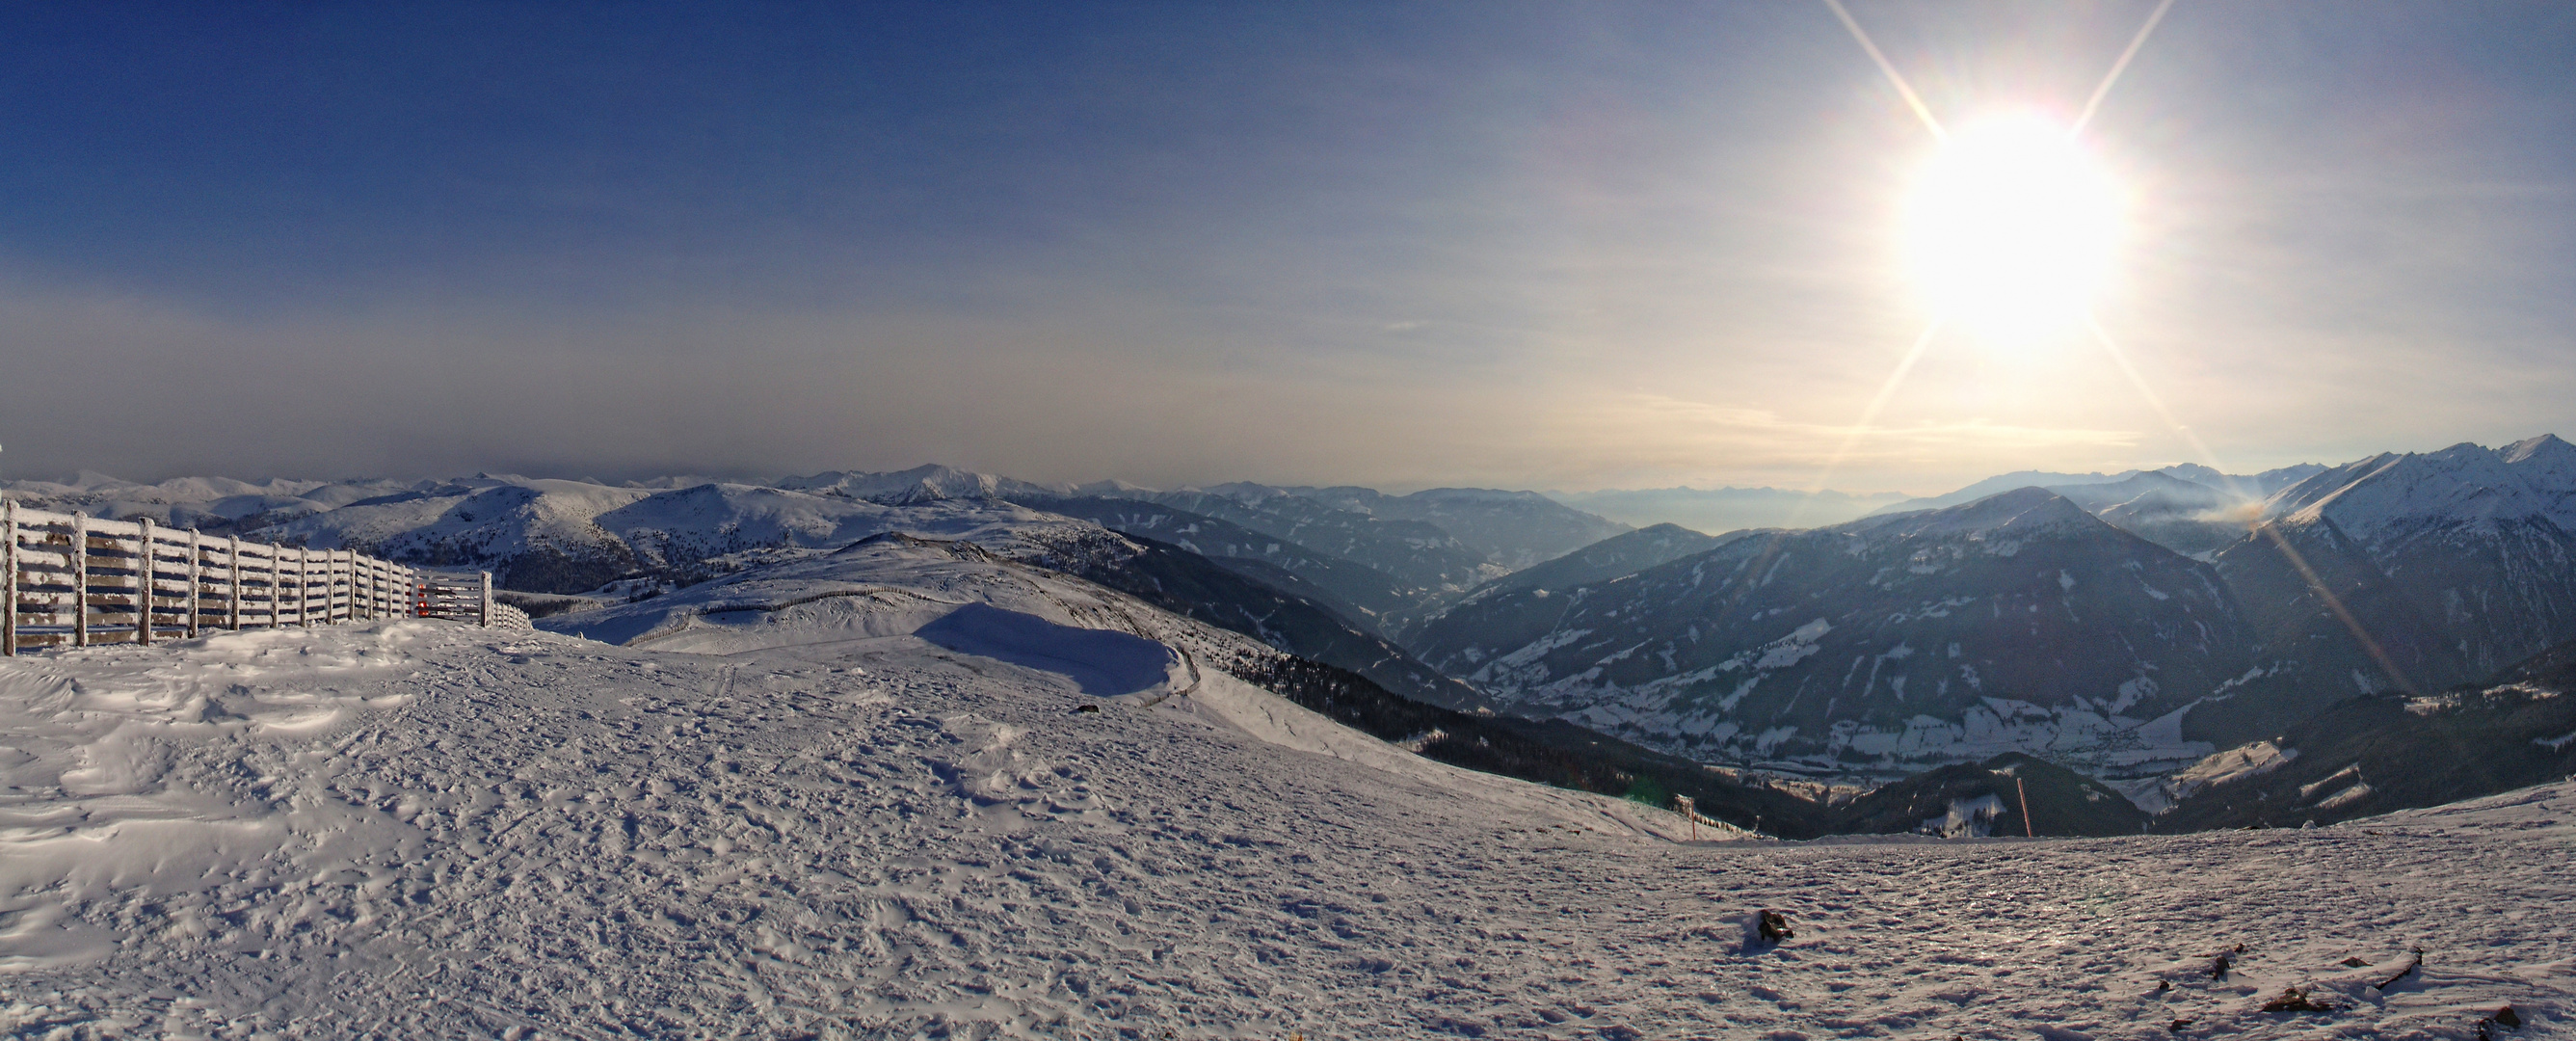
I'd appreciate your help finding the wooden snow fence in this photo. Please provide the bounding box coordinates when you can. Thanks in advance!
[1,501,501,655]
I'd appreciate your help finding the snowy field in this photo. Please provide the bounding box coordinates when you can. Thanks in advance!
[3,616,2570,1038]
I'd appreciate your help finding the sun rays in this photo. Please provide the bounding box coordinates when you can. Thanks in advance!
[1807,0,2428,694]
[1806,0,2170,481]
[1904,114,2123,345]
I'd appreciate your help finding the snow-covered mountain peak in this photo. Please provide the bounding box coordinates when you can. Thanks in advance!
[1860,486,2099,541]
[777,465,1073,504]
[1072,478,1157,495]
[2155,463,2230,489]
[2504,433,2575,463]
[2266,435,2576,544]
[1401,487,1554,505]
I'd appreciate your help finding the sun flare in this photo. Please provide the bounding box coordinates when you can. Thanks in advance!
[1904,114,2123,343]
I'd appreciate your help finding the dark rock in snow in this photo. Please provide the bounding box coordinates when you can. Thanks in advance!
[2261,987,2335,1012]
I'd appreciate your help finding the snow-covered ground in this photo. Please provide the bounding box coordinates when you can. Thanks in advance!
[4,615,2570,1037]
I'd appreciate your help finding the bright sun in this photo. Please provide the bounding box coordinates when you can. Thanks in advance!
[1904,113,2123,343]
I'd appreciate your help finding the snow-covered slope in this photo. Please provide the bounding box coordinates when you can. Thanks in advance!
[2265,436,2576,540]
[0,471,422,532]
[2229,435,2576,694]
[536,525,1238,660]
[6,468,1621,636]
[1019,496,1419,627]
[544,520,1496,711]
[1409,488,2252,777]
[237,475,1085,595]
[1124,486,1503,614]
[5,616,2569,1035]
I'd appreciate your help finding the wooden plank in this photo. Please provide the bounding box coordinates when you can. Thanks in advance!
[13,596,73,626]
[81,516,144,540]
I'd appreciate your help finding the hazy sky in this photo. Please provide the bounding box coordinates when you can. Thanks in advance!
[2,2,2571,494]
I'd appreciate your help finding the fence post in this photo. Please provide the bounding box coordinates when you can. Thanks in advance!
[295,547,310,627]
[2,500,15,657]
[185,528,201,638]
[72,512,89,648]
[480,571,493,627]
[226,535,243,630]
[136,518,155,646]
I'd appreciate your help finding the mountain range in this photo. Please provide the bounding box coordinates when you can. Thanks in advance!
[1544,486,1909,534]
[1399,435,2576,797]
[1408,487,2250,776]
[15,435,2576,824]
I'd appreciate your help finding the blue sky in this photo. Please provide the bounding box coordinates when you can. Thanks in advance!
[2,2,2571,493]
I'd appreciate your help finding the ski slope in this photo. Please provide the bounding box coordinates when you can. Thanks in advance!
[2,616,2570,1037]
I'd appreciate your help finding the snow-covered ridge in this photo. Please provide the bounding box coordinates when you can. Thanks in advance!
[2266,434,2576,543]
[0,467,1632,618]
[536,524,1225,658]
[3,608,2568,1034]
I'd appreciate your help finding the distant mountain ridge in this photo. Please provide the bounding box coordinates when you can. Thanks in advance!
[1407,487,2252,774]
[1871,463,2325,517]
[1546,486,1908,534]
[2195,434,2576,738]
[1262,486,1631,570]
[25,438,2576,802]
[1399,434,2576,791]
[0,465,1617,706]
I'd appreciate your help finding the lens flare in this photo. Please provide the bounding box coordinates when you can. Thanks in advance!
[1904,113,2122,344]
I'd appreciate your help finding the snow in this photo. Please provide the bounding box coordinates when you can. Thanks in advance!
[778,465,1075,505]
[2267,436,2576,545]
[2167,740,2301,803]
[1922,793,2007,838]
[4,601,2573,1034]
